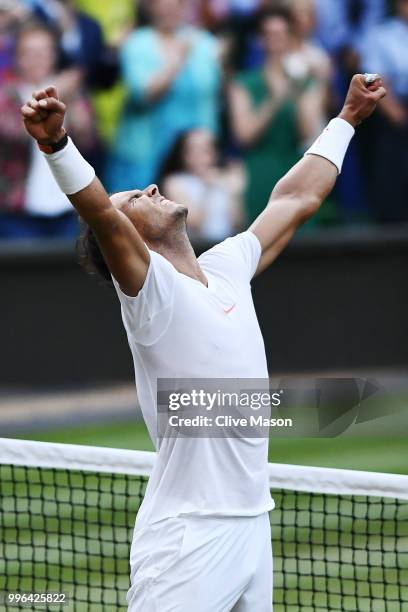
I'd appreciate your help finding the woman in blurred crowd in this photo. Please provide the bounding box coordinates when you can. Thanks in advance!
[160,128,244,242]
[0,22,98,239]
[31,0,111,88]
[107,0,221,192]
[286,0,330,143]
[229,7,317,223]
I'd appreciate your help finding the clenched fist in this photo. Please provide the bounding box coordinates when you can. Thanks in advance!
[21,85,66,145]
[338,74,386,127]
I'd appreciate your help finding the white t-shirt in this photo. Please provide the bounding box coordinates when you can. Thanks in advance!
[113,231,274,528]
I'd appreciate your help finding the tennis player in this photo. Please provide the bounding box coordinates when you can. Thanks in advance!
[21,74,385,611]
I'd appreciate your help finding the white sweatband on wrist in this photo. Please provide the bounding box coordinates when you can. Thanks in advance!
[304,118,355,174]
[42,137,96,195]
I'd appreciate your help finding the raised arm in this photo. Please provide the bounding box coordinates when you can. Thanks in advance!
[122,36,190,105]
[21,86,149,296]
[250,75,386,274]
[229,83,280,147]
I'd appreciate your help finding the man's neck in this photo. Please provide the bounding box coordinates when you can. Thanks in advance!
[149,235,208,287]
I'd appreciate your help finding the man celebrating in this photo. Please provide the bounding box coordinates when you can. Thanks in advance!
[21,75,385,611]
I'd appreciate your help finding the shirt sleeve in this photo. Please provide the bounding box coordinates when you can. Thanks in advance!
[199,231,262,287]
[112,250,177,346]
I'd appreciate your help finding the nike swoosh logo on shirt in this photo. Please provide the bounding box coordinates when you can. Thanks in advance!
[223,304,236,315]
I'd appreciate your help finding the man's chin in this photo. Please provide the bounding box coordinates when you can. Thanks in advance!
[170,201,188,218]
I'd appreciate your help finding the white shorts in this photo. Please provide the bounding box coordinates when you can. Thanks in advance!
[127,513,272,612]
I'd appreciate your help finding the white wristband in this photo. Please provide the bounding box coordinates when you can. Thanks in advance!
[304,118,355,174]
[42,137,96,195]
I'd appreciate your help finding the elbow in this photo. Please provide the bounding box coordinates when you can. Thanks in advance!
[269,192,321,226]
[273,177,321,221]
[297,195,321,222]
[232,124,255,148]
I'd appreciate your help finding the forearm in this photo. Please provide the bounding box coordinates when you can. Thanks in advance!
[251,117,354,266]
[230,85,280,147]
[40,133,124,232]
[270,155,337,218]
[238,101,278,146]
[68,177,115,229]
[122,56,179,105]
[296,87,325,145]
[251,155,337,273]
[42,134,148,292]
[271,116,354,213]
[145,64,182,102]
[251,155,336,239]
[20,86,150,295]
[251,74,386,271]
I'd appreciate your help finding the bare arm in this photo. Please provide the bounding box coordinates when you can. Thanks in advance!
[229,83,281,147]
[296,84,326,145]
[145,54,187,102]
[21,86,149,296]
[69,178,149,296]
[250,155,337,274]
[250,74,387,274]
[132,40,190,104]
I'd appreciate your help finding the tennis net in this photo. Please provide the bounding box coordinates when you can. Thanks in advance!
[0,438,407,611]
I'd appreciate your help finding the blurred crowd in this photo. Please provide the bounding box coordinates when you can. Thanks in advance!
[0,0,407,242]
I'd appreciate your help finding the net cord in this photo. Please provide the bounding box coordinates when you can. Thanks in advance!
[1,437,407,500]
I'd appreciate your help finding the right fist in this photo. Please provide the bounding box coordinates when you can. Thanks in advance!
[339,74,386,127]
[21,86,66,145]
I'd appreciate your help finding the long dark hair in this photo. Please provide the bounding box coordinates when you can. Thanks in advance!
[76,218,113,286]
[256,6,294,32]
[158,129,223,190]
[157,131,192,190]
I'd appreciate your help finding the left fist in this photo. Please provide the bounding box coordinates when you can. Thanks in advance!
[338,74,386,127]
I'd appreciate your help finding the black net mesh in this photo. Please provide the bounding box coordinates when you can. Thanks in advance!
[272,490,408,612]
[0,464,407,611]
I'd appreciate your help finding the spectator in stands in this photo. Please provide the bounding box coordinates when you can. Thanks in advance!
[359,0,408,222]
[0,0,29,85]
[310,0,385,223]
[160,129,244,241]
[285,0,331,144]
[189,0,262,29]
[222,0,266,71]
[313,0,387,57]
[66,0,136,146]
[106,0,221,193]
[0,22,98,239]
[29,0,109,87]
[229,7,316,223]
[165,0,263,29]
